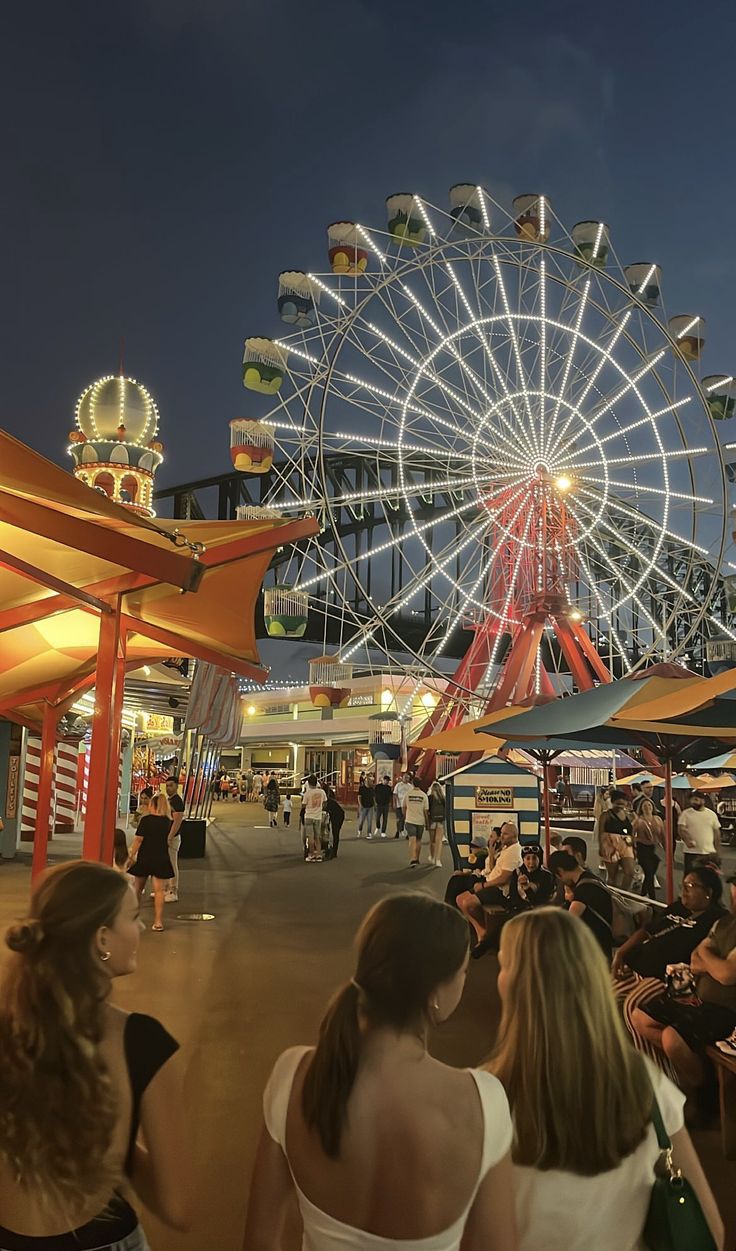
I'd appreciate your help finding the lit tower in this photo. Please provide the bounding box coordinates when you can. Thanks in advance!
[67,374,164,516]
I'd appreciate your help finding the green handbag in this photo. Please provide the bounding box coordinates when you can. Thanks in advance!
[644,1095,717,1251]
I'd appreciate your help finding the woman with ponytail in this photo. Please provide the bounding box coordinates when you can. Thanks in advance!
[243,893,516,1251]
[0,861,192,1249]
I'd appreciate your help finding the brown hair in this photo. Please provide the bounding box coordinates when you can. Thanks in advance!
[0,861,129,1213]
[302,893,468,1158]
[488,908,652,1174]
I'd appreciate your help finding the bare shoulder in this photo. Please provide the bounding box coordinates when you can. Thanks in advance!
[103,1002,130,1041]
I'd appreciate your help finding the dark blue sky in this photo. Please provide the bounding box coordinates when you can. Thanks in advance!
[3,0,735,487]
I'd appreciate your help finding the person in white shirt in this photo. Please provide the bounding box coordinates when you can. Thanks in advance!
[457,824,522,943]
[485,907,723,1251]
[243,893,516,1251]
[403,781,429,866]
[303,775,327,862]
[392,773,412,838]
[679,793,721,871]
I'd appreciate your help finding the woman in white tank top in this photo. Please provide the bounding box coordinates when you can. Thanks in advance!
[243,893,516,1251]
[486,908,723,1251]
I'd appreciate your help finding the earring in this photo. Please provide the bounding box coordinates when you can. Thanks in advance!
[99,951,111,963]
[433,998,439,1011]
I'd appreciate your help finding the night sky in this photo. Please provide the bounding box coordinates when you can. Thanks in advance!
[3,0,736,490]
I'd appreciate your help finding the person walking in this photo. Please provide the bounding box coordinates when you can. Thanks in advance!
[633,797,665,899]
[282,792,293,827]
[127,793,176,931]
[403,778,429,866]
[427,779,446,867]
[599,789,636,889]
[393,772,412,838]
[219,772,231,802]
[164,775,185,903]
[357,775,376,840]
[243,893,516,1251]
[324,788,346,860]
[374,775,393,837]
[679,792,721,872]
[486,907,723,1251]
[303,774,327,862]
[0,860,191,1246]
[264,774,280,828]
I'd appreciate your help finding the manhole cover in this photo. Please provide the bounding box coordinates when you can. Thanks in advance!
[176,912,216,921]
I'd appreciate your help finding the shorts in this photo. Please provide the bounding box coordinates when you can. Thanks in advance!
[406,822,424,840]
[475,885,508,908]
[642,993,736,1050]
[304,816,323,835]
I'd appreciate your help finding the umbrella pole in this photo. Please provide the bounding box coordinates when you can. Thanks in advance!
[665,757,674,903]
[543,756,551,862]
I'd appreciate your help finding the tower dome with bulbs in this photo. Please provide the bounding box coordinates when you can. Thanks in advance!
[67,373,165,516]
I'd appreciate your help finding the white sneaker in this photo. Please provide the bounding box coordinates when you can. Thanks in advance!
[366,833,373,840]
[433,861,442,869]
[381,833,387,839]
[428,856,435,866]
[164,892,178,903]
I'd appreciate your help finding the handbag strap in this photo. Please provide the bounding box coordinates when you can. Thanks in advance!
[650,1090,671,1152]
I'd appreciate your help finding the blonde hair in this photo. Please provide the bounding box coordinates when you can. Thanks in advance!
[150,792,172,819]
[0,861,129,1215]
[488,908,652,1175]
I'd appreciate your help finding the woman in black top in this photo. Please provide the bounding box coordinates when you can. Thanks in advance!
[263,776,280,828]
[128,793,175,931]
[612,865,725,1065]
[0,861,190,1248]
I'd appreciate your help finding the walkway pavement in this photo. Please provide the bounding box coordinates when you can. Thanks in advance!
[1,805,734,1249]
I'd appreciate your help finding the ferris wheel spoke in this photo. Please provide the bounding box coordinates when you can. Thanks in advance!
[483,506,537,683]
[565,500,666,638]
[397,280,538,465]
[574,472,713,507]
[546,312,632,462]
[398,486,535,716]
[340,511,494,663]
[578,486,708,557]
[565,538,633,673]
[491,256,539,457]
[544,279,591,456]
[293,493,490,593]
[567,396,694,461]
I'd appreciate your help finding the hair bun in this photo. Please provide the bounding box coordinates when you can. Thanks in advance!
[6,919,44,954]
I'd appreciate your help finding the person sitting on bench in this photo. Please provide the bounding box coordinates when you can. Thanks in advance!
[457,823,521,949]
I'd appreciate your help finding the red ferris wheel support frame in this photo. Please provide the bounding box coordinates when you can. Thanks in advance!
[413,472,612,782]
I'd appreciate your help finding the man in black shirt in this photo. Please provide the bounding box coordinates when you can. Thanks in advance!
[374,775,393,837]
[165,776,185,902]
[549,850,614,961]
[632,778,663,818]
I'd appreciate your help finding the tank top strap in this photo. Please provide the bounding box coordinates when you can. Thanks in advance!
[263,1045,312,1146]
[468,1069,514,1184]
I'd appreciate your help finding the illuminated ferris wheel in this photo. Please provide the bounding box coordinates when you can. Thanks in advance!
[233,185,734,714]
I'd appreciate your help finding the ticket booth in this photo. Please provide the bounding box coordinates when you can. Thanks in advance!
[443,756,540,870]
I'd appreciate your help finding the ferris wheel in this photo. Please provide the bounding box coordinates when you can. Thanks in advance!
[232,185,735,714]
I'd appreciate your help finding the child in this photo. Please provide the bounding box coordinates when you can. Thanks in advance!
[113,827,130,872]
[282,793,292,827]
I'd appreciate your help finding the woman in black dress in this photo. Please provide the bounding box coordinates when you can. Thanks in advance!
[128,793,175,931]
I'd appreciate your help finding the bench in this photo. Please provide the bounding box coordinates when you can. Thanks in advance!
[706,1046,736,1159]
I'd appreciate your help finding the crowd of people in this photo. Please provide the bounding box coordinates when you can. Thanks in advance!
[594,778,723,900]
[3,773,735,1250]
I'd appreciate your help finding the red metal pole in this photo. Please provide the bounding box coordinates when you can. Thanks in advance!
[664,756,674,904]
[100,623,127,865]
[31,702,58,880]
[83,601,121,861]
